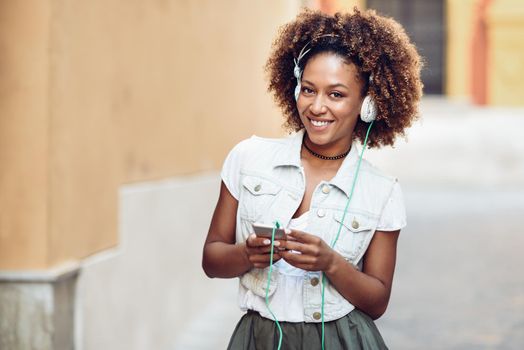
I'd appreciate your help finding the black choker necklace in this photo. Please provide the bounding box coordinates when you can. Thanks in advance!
[302,135,350,160]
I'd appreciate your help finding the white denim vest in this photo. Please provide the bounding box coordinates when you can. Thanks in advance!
[228,129,398,322]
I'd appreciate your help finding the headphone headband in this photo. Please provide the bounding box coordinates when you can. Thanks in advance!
[293,34,340,69]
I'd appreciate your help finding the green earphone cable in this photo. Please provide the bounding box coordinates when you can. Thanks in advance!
[320,121,374,349]
[265,220,283,350]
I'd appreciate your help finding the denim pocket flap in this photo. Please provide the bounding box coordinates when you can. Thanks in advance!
[242,176,281,196]
[333,212,372,233]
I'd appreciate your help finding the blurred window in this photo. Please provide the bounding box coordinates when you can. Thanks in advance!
[367,0,445,94]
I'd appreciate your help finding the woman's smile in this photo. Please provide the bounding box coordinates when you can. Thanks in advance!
[307,117,334,130]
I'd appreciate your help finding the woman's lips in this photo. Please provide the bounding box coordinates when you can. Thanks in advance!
[308,117,334,130]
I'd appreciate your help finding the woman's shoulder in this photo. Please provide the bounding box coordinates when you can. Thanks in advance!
[356,157,401,202]
[359,157,397,183]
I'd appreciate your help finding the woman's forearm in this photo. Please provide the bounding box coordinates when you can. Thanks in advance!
[202,241,252,278]
[324,253,390,320]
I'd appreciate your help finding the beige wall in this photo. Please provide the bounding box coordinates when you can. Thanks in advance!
[0,1,300,270]
[0,1,51,269]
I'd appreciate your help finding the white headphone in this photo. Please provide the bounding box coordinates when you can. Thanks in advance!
[359,83,377,123]
[293,36,377,123]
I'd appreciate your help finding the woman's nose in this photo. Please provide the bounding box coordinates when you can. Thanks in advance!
[309,95,327,115]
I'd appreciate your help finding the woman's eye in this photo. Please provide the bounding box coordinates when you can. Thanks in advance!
[302,87,314,94]
[331,92,343,98]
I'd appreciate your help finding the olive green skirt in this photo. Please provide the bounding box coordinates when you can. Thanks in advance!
[227,309,388,350]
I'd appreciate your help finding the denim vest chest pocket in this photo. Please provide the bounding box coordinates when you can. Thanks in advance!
[239,174,282,223]
[331,210,378,264]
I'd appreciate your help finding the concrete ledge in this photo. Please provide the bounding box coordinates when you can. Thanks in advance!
[0,261,79,350]
[0,260,80,283]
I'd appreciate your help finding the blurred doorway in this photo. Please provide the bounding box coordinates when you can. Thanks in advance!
[367,0,446,94]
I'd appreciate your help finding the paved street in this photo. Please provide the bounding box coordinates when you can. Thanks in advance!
[377,186,524,349]
[175,98,524,349]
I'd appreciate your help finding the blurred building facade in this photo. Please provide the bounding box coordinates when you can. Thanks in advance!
[321,0,524,105]
[0,0,522,349]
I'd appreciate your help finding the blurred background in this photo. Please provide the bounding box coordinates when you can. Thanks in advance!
[0,0,523,349]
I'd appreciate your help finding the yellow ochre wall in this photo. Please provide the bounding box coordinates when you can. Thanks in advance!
[446,0,477,98]
[487,0,524,105]
[0,1,300,270]
[446,0,524,105]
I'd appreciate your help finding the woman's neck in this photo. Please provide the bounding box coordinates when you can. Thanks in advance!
[302,133,352,161]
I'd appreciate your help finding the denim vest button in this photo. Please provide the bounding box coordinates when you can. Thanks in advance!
[313,312,321,320]
[321,185,330,194]
[310,277,319,286]
[317,209,326,218]
[351,218,359,229]
[254,184,261,192]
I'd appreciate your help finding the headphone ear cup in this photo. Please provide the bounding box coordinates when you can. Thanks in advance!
[294,81,301,101]
[294,65,302,101]
[360,95,377,122]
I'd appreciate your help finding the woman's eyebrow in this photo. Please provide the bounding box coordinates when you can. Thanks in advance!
[301,79,349,89]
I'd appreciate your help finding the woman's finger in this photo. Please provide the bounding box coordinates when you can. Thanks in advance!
[246,234,270,247]
[247,234,284,248]
[251,254,282,268]
[249,253,281,263]
[282,240,320,256]
[287,230,323,245]
[247,243,281,255]
[280,250,315,265]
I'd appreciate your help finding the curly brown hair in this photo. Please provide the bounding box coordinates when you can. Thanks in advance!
[265,8,423,148]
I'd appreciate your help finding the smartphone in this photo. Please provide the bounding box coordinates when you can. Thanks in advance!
[252,222,287,240]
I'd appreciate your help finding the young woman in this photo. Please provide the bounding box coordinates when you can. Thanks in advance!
[202,8,422,349]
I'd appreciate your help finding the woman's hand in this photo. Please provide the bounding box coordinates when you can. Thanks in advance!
[245,234,284,269]
[280,230,336,272]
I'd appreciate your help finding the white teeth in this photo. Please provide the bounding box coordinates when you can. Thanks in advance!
[310,119,330,127]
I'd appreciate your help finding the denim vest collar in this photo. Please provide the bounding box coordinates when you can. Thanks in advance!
[271,129,361,198]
